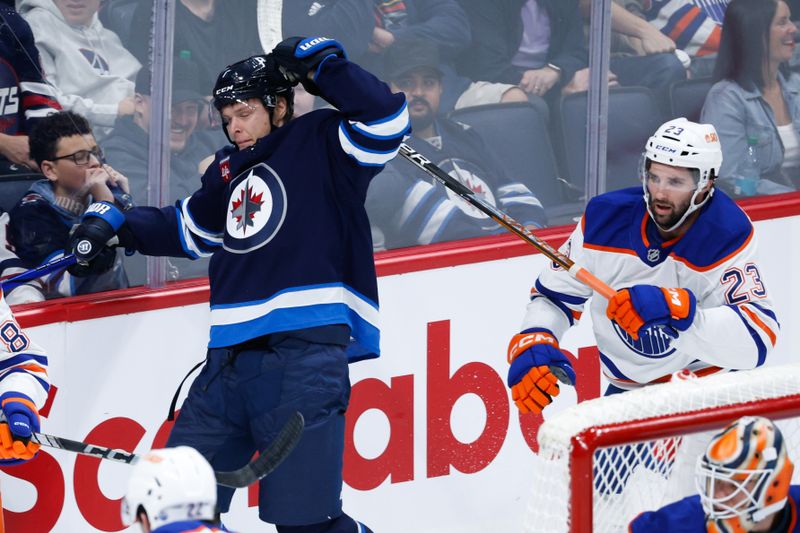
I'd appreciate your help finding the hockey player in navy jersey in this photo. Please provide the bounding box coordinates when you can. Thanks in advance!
[630,416,800,532]
[507,117,779,415]
[122,447,230,533]
[367,38,547,249]
[67,36,408,532]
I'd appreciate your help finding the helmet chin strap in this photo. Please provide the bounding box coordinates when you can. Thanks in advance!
[644,184,714,234]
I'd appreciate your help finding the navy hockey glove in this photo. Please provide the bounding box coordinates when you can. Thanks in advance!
[271,36,345,95]
[0,392,40,464]
[507,329,575,415]
[606,285,696,340]
[68,201,125,277]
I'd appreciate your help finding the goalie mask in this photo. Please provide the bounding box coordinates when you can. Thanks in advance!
[641,117,722,232]
[695,416,794,531]
[212,54,294,143]
[121,446,217,530]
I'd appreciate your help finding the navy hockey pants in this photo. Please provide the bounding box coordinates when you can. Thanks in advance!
[166,332,351,525]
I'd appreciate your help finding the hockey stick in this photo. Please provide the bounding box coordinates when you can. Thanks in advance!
[31,411,305,488]
[398,143,616,300]
[1,254,77,293]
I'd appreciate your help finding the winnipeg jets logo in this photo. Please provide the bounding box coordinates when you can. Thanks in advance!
[224,163,287,253]
[230,179,264,234]
[436,157,495,219]
[612,322,677,358]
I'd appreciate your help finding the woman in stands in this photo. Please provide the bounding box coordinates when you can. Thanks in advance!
[701,0,800,197]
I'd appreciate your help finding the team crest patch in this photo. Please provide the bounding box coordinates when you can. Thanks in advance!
[436,157,494,219]
[223,163,287,254]
[220,157,231,182]
[612,322,676,358]
[647,248,661,263]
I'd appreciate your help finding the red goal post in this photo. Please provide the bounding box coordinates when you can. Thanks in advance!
[525,364,800,533]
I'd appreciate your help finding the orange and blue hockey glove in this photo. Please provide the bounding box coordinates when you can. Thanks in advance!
[507,328,576,415]
[606,285,696,340]
[0,392,40,464]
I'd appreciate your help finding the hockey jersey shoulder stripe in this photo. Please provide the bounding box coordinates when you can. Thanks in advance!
[670,226,753,272]
[0,353,48,371]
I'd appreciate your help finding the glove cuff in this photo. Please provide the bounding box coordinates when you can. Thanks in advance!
[507,328,558,364]
[83,202,125,232]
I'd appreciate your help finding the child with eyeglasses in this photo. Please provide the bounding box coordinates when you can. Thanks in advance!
[7,110,132,300]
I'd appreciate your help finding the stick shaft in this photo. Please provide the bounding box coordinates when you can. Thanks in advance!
[397,144,615,299]
[1,254,77,293]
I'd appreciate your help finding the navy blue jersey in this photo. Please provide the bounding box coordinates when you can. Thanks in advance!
[152,520,229,533]
[367,117,546,248]
[629,486,800,532]
[0,3,60,136]
[122,56,409,359]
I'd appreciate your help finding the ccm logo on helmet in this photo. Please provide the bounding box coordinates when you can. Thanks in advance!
[654,144,677,153]
[299,37,332,52]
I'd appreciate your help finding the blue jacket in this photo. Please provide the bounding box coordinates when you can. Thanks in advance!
[701,71,800,194]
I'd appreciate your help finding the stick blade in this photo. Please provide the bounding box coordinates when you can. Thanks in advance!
[214,411,305,488]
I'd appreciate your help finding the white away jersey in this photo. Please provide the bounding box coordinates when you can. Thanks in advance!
[0,290,49,407]
[521,187,778,390]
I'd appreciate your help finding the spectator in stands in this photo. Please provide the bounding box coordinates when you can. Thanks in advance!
[701,0,799,196]
[103,57,211,206]
[0,0,61,172]
[363,0,529,113]
[102,56,212,283]
[619,0,730,78]
[127,0,262,95]
[630,415,798,532]
[18,0,141,141]
[8,111,130,299]
[366,39,547,249]
[456,0,622,112]
[0,209,44,305]
[256,0,375,62]
[578,0,688,106]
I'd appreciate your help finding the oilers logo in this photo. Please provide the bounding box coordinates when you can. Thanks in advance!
[223,163,287,254]
[435,157,495,219]
[612,321,677,358]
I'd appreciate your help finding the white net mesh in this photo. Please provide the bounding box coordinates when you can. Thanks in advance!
[524,364,800,533]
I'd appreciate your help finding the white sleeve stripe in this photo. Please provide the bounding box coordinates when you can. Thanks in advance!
[176,208,213,259]
[25,108,58,118]
[349,102,410,138]
[497,183,533,195]
[500,196,543,208]
[180,198,223,243]
[419,200,456,244]
[399,181,435,225]
[19,82,58,97]
[338,127,400,166]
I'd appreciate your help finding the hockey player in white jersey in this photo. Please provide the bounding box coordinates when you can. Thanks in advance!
[0,283,50,530]
[507,117,778,414]
[122,446,230,533]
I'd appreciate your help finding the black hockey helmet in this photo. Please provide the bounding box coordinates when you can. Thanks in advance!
[212,55,294,141]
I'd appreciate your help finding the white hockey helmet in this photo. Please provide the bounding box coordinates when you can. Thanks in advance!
[695,416,794,530]
[121,446,217,529]
[642,117,723,232]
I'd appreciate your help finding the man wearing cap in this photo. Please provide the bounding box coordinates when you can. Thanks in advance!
[102,55,213,282]
[367,38,547,249]
[102,56,213,207]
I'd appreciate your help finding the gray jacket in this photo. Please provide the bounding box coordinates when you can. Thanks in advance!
[700,72,800,194]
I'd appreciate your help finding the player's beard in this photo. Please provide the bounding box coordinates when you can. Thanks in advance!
[409,98,435,132]
[648,194,691,229]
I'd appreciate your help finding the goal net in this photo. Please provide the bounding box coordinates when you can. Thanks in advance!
[524,364,800,533]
